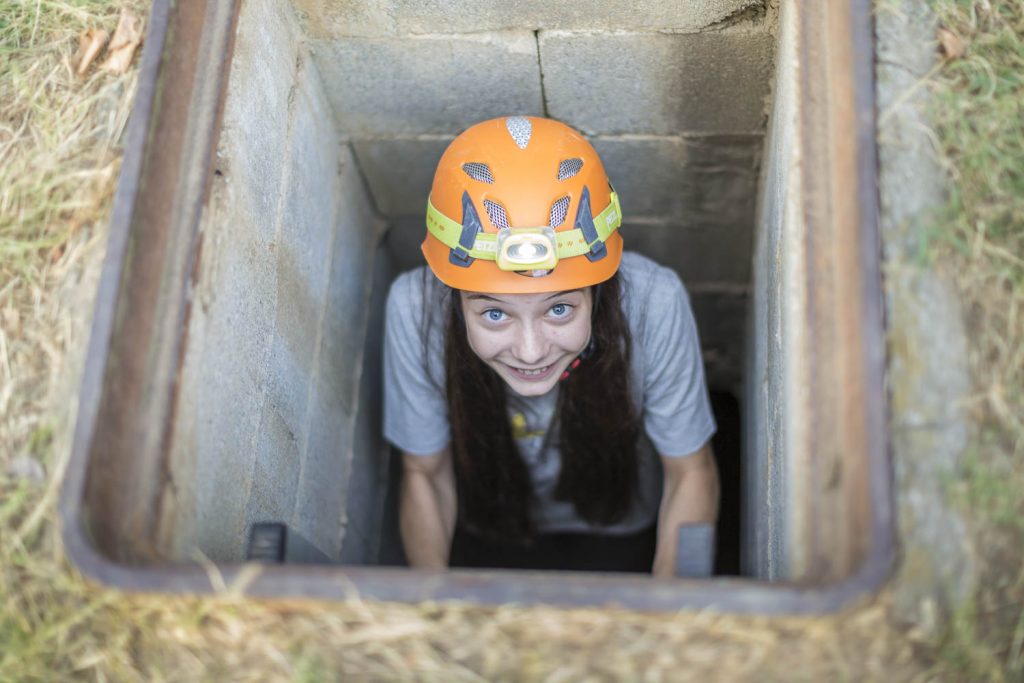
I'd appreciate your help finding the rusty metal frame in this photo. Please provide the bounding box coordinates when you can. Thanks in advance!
[61,0,893,613]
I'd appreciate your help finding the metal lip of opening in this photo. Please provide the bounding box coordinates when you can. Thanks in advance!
[60,0,893,615]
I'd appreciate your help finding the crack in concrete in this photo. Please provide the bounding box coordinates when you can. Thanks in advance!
[705,1,768,31]
[348,142,386,220]
[535,30,551,118]
[875,57,930,77]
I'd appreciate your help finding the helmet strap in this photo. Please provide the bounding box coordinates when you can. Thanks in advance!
[560,337,596,382]
[559,281,602,383]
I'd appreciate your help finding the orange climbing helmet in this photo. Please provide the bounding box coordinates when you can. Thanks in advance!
[422,116,623,294]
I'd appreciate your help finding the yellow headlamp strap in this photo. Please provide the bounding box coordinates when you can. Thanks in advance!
[426,191,622,261]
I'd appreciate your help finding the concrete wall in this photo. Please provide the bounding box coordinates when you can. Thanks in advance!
[165,0,388,563]
[294,0,775,389]
[164,0,778,566]
[876,0,977,625]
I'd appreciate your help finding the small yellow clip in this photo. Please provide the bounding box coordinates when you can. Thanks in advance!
[511,413,528,439]
[510,412,544,440]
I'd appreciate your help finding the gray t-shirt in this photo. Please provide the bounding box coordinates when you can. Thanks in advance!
[383,252,716,534]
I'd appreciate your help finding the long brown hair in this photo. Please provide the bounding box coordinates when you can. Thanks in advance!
[443,272,640,543]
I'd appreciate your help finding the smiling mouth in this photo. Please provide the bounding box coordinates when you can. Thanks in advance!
[506,363,555,380]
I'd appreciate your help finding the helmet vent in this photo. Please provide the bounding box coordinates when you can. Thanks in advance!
[505,116,532,150]
[462,162,494,184]
[557,158,584,181]
[549,196,570,228]
[483,200,510,229]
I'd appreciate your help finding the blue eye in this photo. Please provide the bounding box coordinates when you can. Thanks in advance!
[485,309,506,323]
[549,303,572,318]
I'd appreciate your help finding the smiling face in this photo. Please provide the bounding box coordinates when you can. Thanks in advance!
[459,287,594,397]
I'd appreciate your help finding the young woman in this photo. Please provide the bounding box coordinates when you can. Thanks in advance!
[383,116,719,577]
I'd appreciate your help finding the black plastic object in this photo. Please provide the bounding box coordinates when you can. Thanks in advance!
[246,523,331,564]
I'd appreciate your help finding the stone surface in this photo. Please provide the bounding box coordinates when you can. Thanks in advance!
[225,51,347,558]
[179,0,304,561]
[313,33,543,137]
[292,0,396,38]
[279,56,341,321]
[876,0,977,627]
[340,248,396,564]
[385,216,428,275]
[170,0,389,562]
[594,137,690,217]
[245,406,304,526]
[887,268,975,619]
[540,27,774,135]
[217,0,299,242]
[296,145,382,558]
[294,0,764,37]
[690,291,747,390]
[313,146,384,418]
[259,54,342,460]
[622,220,751,285]
[186,201,274,560]
[875,2,948,258]
[353,137,453,217]
[594,135,760,221]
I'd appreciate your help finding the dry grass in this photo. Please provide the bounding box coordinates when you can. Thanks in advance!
[922,1,1024,681]
[0,3,915,680]
[0,0,1020,681]
[0,2,144,680]
[0,0,138,482]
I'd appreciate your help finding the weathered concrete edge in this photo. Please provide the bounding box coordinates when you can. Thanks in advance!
[874,0,978,633]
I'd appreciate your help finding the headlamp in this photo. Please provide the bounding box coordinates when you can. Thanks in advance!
[496,227,559,272]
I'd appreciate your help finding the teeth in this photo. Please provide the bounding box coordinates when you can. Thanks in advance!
[516,365,549,377]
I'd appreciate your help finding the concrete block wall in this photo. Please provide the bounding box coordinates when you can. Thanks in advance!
[166,0,386,563]
[296,0,775,388]
[293,0,764,37]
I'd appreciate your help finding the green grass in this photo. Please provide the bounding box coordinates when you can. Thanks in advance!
[959,443,1024,532]
[0,4,147,677]
[925,1,1024,681]
[939,602,1010,682]
[929,1,1024,276]
[0,0,134,289]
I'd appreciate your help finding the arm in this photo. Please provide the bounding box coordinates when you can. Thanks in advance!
[651,442,720,578]
[400,446,457,569]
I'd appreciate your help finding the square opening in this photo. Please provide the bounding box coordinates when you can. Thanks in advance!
[63,0,892,612]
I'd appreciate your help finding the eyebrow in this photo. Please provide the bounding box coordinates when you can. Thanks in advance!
[544,289,583,300]
[465,289,583,304]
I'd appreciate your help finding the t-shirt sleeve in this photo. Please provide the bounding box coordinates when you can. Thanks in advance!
[382,272,451,456]
[639,267,717,457]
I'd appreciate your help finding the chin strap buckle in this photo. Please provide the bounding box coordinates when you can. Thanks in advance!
[449,191,482,267]
[575,185,608,263]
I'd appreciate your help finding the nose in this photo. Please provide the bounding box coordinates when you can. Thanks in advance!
[513,320,548,366]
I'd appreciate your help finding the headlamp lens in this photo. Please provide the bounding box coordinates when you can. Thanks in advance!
[496,227,559,272]
[508,241,543,261]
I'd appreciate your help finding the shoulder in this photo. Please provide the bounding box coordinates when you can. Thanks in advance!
[387,266,431,306]
[385,266,447,337]
[386,266,448,312]
[618,251,691,316]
